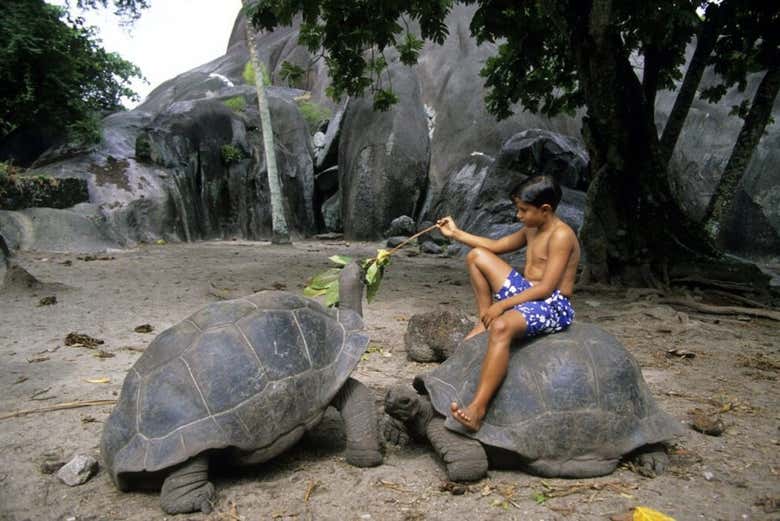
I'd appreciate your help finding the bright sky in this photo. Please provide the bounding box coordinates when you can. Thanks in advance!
[48,0,243,108]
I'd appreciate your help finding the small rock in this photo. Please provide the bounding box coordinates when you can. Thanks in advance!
[689,408,725,436]
[56,454,98,486]
[386,236,410,248]
[703,471,715,481]
[420,241,442,255]
[384,216,416,238]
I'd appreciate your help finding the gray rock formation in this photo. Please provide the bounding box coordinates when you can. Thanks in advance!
[339,65,430,240]
[0,29,316,250]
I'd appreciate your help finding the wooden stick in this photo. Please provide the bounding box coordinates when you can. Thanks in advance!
[0,399,117,421]
[386,224,439,257]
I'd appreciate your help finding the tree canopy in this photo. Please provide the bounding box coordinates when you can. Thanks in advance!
[0,0,147,154]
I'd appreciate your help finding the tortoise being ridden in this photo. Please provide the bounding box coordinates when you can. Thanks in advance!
[101,263,382,514]
[384,323,685,481]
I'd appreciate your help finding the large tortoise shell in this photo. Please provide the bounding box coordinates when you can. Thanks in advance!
[101,291,367,486]
[415,323,683,467]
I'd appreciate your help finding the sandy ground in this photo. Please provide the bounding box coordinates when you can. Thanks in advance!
[0,239,778,521]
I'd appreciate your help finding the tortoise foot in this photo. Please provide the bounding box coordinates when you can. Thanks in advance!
[346,447,383,467]
[381,415,411,446]
[160,457,215,514]
[632,444,670,477]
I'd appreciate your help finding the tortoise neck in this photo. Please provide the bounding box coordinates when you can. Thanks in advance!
[338,262,363,317]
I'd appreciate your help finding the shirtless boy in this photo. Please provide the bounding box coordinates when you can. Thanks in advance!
[436,174,580,432]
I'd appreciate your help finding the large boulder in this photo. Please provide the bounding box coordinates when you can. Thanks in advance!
[339,65,430,240]
[429,132,587,267]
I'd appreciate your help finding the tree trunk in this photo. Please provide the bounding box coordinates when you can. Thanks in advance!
[243,9,291,244]
[658,5,723,166]
[573,0,717,285]
[702,64,780,244]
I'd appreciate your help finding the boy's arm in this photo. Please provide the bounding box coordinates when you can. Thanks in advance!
[437,216,526,254]
[481,228,574,325]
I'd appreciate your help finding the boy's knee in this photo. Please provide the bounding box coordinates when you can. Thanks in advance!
[466,247,489,265]
[489,318,510,337]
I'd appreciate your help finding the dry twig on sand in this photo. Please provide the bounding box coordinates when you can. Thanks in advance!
[0,399,117,420]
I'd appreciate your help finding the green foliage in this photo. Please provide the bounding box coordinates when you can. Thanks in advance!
[74,0,150,22]
[0,167,88,210]
[135,133,152,162]
[303,250,391,308]
[243,61,272,86]
[296,100,332,130]
[279,61,306,86]
[247,0,769,125]
[247,0,452,111]
[303,255,351,307]
[699,1,778,113]
[223,96,247,112]
[220,144,244,165]
[361,249,391,303]
[0,0,143,143]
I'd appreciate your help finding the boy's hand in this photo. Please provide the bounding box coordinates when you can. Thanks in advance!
[436,216,458,238]
[480,303,505,328]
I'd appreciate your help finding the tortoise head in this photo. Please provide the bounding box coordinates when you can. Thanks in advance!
[385,385,426,422]
[338,261,364,317]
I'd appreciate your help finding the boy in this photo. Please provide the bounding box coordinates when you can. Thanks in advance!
[436,175,580,431]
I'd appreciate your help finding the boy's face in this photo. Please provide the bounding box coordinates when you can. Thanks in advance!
[513,199,548,227]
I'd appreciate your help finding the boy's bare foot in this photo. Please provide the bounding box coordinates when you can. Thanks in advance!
[450,402,484,432]
[464,323,486,340]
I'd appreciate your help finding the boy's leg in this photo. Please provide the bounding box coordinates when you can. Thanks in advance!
[464,248,513,339]
[451,310,527,431]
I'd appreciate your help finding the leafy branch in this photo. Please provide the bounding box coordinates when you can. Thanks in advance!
[303,224,438,307]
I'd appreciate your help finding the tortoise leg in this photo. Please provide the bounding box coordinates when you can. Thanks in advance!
[331,377,382,467]
[160,455,215,514]
[631,443,671,477]
[426,415,488,482]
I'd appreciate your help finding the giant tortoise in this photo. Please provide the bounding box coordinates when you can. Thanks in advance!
[101,263,381,514]
[384,322,685,481]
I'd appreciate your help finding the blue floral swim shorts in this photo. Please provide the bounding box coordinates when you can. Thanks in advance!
[494,269,575,338]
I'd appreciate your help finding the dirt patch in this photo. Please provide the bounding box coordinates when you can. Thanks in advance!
[89,157,131,192]
[0,241,778,521]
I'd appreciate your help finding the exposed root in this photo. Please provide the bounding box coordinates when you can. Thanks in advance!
[656,297,780,321]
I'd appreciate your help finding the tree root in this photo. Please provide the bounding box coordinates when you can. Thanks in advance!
[656,297,780,321]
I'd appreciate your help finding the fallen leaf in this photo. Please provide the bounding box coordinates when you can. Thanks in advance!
[65,332,104,349]
[134,324,154,333]
[666,348,696,359]
[633,506,676,521]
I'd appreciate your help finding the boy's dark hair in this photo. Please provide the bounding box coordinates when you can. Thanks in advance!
[510,175,562,210]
